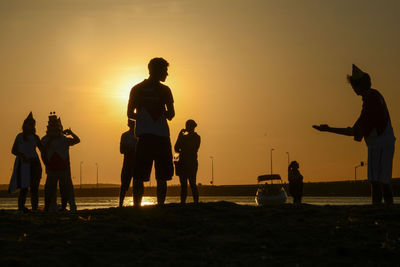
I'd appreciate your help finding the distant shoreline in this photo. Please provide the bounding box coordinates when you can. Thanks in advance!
[1,178,399,197]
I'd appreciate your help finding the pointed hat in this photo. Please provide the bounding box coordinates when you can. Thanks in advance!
[25,112,35,122]
[351,64,367,80]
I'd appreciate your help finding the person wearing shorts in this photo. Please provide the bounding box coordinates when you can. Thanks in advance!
[127,57,175,206]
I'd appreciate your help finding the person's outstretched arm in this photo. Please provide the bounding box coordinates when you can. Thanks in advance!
[312,124,354,136]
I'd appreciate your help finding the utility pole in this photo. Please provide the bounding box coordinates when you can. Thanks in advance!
[210,156,214,185]
[96,163,99,189]
[270,148,274,174]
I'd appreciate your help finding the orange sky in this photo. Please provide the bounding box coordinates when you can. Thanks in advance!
[1,0,400,185]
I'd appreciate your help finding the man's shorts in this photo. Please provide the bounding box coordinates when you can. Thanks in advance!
[134,134,173,181]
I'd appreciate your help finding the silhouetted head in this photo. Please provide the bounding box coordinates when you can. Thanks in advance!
[185,119,197,132]
[148,57,169,82]
[128,119,135,130]
[22,112,36,135]
[347,64,371,95]
[289,161,299,170]
[46,111,63,136]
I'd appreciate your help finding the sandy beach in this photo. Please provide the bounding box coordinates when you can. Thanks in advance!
[1,202,399,266]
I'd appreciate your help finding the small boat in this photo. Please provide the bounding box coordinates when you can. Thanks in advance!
[255,174,287,205]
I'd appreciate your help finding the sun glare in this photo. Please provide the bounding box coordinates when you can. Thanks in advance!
[106,70,147,110]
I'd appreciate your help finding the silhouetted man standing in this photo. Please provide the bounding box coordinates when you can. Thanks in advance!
[127,58,175,206]
[313,64,396,205]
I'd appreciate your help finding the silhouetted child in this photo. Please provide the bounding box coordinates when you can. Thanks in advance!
[41,112,80,212]
[119,119,137,207]
[174,119,201,204]
[9,112,43,212]
[313,64,396,205]
[288,161,303,204]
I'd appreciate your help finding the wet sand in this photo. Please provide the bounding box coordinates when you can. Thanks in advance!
[1,202,399,266]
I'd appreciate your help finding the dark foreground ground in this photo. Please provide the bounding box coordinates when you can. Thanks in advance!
[1,202,399,266]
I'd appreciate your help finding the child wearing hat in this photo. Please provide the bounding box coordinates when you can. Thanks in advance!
[41,112,80,211]
[313,64,396,204]
[9,112,43,212]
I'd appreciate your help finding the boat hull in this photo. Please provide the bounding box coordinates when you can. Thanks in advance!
[255,188,287,205]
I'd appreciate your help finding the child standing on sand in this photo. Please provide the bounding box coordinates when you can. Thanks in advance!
[41,112,80,212]
[288,161,303,204]
[9,112,43,212]
[119,119,137,207]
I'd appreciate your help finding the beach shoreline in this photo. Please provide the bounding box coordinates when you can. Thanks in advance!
[1,202,399,266]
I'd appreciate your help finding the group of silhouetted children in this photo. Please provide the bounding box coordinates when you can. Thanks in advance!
[10,112,80,213]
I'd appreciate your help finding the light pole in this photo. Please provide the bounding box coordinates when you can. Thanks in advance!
[80,161,83,189]
[210,156,214,186]
[95,163,99,189]
[354,161,364,182]
[270,148,274,174]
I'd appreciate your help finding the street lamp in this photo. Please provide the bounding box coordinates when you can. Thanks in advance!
[354,161,364,182]
[210,156,214,186]
[95,163,99,189]
[270,148,274,174]
[80,161,83,189]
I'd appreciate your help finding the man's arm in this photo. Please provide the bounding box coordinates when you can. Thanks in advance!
[127,88,137,120]
[165,102,175,121]
[312,124,354,136]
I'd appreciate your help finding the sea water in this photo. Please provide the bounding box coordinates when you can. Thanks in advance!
[0,196,399,210]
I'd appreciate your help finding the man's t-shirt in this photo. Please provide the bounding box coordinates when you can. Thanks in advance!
[128,79,173,137]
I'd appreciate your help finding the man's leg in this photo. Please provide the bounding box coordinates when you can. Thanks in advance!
[371,181,383,204]
[120,166,129,207]
[157,179,167,205]
[64,171,77,211]
[133,179,144,207]
[382,183,393,205]
[18,188,28,211]
[154,136,173,206]
[179,176,188,204]
[59,173,68,210]
[45,172,58,212]
[30,176,40,211]
[30,159,42,211]
[188,176,199,204]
